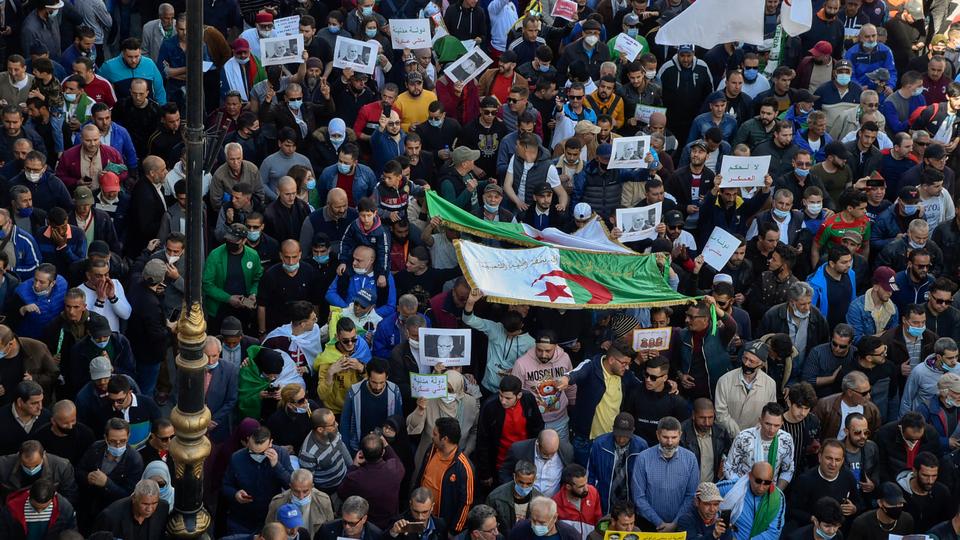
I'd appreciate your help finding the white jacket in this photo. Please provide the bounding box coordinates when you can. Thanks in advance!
[713,367,778,436]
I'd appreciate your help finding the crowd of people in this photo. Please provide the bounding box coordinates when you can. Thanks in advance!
[6,0,960,539]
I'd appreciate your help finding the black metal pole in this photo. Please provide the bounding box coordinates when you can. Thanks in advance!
[167,0,212,536]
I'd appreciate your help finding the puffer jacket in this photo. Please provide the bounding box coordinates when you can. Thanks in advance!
[573,161,622,221]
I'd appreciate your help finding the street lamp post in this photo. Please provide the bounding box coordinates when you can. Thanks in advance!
[167,0,212,535]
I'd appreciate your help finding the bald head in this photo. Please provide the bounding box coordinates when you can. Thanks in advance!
[749,462,775,495]
[143,155,166,182]
[537,429,560,458]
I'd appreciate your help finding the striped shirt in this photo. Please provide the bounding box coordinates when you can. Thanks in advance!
[630,446,700,527]
[813,213,871,249]
[298,432,351,490]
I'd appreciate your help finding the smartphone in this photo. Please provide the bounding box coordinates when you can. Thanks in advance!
[720,509,732,526]
[168,308,181,323]
[403,522,426,534]
[382,101,391,118]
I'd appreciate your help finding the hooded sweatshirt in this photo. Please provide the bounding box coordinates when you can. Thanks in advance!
[900,353,955,416]
[510,345,577,423]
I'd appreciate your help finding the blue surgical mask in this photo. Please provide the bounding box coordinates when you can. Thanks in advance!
[94,339,109,349]
[64,93,78,103]
[795,167,810,178]
[532,524,550,537]
[206,361,219,370]
[17,207,33,218]
[514,483,533,497]
[773,208,790,219]
[293,406,308,414]
[807,202,823,214]
[107,445,126,458]
[484,203,500,213]
[288,99,303,110]
[908,325,925,337]
[361,6,373,16]
[743,68,758,82]
[337,162,352,174]
[947,398,959,408]
[909,240,925,250]
[330,136,345,149]
[943,361,960,373]
[283,263,300,273]
[863,40,877,49]
[247,230,261,242]
[21,464,42,476]
[292,494,312,507]
[250,451,267,463]
[159,484,172,499]
[815,528,836,540]
[428,118,442,128]
[836,74,852,86]
[903,204,919,215]
[365,28,377,38]
[36,288,50,297]
[913,87,925,97]
[329,25,340,34]
[538,64,550,73]
[306,179,317,191]
[314,254,330,264]
[627,28,638,38]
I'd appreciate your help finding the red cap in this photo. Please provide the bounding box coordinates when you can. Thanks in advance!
[99,171,120,192]
[809,40,833,57]
[254,11,274,24]
[872,266,899,293]
[232,38,250,52]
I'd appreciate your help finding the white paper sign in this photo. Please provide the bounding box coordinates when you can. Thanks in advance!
[702,227,740,271]
[551,0,578,21]
[333,36,379,75]
[390,19,432,49]
[614,33,644,62]
[632,328,672,351]
[444,48,492,85]
[616,202,661,243]
[260,35,304,67]
[410,373,449,398]
[419,327,472,366]
[718,155,770,188]
[274,15,300,36]
[634,104,667,124]
[609,136,652,169]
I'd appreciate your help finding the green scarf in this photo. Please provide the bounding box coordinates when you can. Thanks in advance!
[237,345,271,421]
[749,434,781,537]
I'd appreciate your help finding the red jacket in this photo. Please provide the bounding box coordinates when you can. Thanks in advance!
[552,485,602,528]
[435,77,480,126]
[54,143,129,189]
[4,487,76,540]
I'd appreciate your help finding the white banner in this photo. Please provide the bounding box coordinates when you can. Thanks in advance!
[457,242,577,305]
[390,19,432,49]
[656,0,765,47]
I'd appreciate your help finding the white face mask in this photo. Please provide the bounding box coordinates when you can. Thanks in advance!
[25,172,41,183]
[584,35,599,47]
[167,254,180,264]
[409,338,420,350]
[441,394,457,403]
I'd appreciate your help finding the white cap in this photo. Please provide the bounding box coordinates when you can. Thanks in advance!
[573,203,592,220]
[713,273,734,285]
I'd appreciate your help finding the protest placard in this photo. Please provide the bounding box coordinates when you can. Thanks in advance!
[419,328,472,366]
[390,19,431,49]
[551,0,578,20]
[616,202,660,242]
[718,155,770,188]
[274,15,300,36]
[410,373,448,398]
[261,35,304,66]
[634,104,667,124]
[614,33,644,62]
[632,328,672,351]
[702,227,740,271]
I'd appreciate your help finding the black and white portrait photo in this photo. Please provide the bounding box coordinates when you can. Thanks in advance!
[444,49,492,85]
[260,34,304,67]
[616,201,661,242]
[608,135,652,169]
[419,328,471,366]
[333,35,378,74]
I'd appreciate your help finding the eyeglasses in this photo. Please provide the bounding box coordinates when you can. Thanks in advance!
[933,297,953,305]
[568,94,584,100]
[481,109,497,116]
[295,396,308,404]
[852,388,871,396]
[752,477,773,486]
[111,396,127,404]
[667,224,682,230]
[644,372,665,380]
[508,98,520,104]
[156,435,174,442]
[386,121,400,127]
[831,341,850,349]
[340,337,358,344]
[343,517,365,528]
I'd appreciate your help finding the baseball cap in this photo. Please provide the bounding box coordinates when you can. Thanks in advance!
[500,50,518,64]
[690,139,708,152]
[484,183,504,195]
[533,182,553,195]
[809,40,833,57]
[142,259,168,286]
[879,482,905,506]
[232,38,251,52]
[623,12,640,25]
[612,412,635,437]
[88,314,112,340]
[677,44,694,53]
[254,11,274,24]
[835,59,853,71]
[573,203,592,220]
[574,120,601,135]
[225,223,249,243]
[277,503,304,529]
[99,172,121,192]
[825,141,851,161]
[867,68,891,82]
[743,340,769,363]
[221,316,243,337]
[696,482,724,503]
[938,372,960,394]
[452,146,481,166]
[89,355,113,380]
[596,144,612,158]
[664,209,684,227]
[898,186,920,203]
[872,266,899,292]
[794,89,819,103]
[706,91,727,104]
[535,329,557,344]
[74,185,94,205]
[841,229,862,245]
[932,33,949,47]
[354,288,376,308]
[406,71,424,83]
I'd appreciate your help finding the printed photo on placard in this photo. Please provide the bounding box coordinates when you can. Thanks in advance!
[333,35,378,74]
[616,202,661,242]
[419,327,471,366]
[609,136,651,169]
[444,48,493,85]
[261,35,304,66]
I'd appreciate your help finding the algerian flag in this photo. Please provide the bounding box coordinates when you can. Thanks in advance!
[456,240,694,309]
[427,191,633,254]
[656,0,765,47]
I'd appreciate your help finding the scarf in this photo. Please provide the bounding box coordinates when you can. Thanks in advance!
[719,474,782,538]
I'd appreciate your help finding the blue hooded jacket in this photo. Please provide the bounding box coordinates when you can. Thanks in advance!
[14,274,67,338]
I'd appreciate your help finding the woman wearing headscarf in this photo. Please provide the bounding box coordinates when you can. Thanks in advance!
[143,460,175,508]
[407,370,480,469]
[265,383,319,454]
[383,414,416,503]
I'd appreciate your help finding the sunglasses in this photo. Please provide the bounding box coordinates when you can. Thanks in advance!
[295,396,308,404]
[156,435,174,442]
[852,388,871,396]
[481,109,497,116]
[568,95,584,100]
[111,396,127,404]
[831,341,850,349]
[644,372,665,380]
[916,141,929,146]
[340,337,359,344]
[933,297,953,305]
[752,478,773,486]
[343,517,365,527]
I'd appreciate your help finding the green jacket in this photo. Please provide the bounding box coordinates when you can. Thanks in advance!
[202,244,262,317]
[237,345,271,421]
